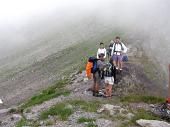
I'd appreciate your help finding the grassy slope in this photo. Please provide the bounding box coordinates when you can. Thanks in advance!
[14,31,168,127]
[14,30,166,110]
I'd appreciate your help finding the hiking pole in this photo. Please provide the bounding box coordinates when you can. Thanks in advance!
[169,64,170,97]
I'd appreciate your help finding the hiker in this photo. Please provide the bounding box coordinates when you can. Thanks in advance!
[111,36,127,71]
[107,39,114,60]
[103,63,114,98]
[97,42,107,59]
[86,53,105,96]
[93,53,106,96]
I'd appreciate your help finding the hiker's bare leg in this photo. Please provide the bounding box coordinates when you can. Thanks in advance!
[108,85,112,97]
[95,83,99,92]
[118,60,121,69]
[105,84,109,96]
[120,61,123,70]
[113,60,116,67]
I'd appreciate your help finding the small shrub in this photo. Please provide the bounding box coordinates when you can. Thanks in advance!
[77,117,96,123]
[70,100,101,112]
[16,118,27,127]
[40,103,73,121]
[120,95,164,104]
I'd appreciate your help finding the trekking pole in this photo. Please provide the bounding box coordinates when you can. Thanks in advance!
[169,64,170,97]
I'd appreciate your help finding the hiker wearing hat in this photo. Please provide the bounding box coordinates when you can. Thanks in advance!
[111,36,127,71]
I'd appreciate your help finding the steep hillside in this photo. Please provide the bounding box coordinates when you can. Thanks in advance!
[0,34,168,126]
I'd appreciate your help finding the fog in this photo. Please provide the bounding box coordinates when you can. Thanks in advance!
[0,0,170,75]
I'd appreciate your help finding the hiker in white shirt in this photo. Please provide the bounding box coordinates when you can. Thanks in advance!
[111,36,127,71]
[97,42,107,59]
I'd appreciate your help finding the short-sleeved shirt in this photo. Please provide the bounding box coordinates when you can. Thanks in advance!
[93,60,106,85]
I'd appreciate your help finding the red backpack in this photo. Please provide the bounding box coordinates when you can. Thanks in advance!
[166,98,170,104]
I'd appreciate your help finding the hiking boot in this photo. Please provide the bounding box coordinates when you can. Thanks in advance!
[119,69,122,73]
[93,92,99,97]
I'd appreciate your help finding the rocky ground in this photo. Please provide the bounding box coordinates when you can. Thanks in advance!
[0,67,169,127]
[0,42,168,127]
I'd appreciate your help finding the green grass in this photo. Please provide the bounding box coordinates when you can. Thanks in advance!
[40,103,74,120]
[9,108,18,113]
[77,117,96,123]
[120,95,165,104]
[16,118,27,127]
[119,108,161,127]
[131,108,161,122]
[40,100,102,121]
[70,100,101,112]
[45,120,54,126]
[20,79,71,110]
[87,122,98,127]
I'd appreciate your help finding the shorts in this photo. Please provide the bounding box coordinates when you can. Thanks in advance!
[104,77,114,85]
[112,54,123,62]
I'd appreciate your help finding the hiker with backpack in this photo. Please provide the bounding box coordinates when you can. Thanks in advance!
[93,53,106,96]
[97,42,107,59]
[111,36,127,71]
[86,53,106,97]
[103,63,115,98]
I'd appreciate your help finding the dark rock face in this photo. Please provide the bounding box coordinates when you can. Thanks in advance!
[113,62,166,97]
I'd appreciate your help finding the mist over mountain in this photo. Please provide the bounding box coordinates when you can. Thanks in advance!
[0,0,170,98]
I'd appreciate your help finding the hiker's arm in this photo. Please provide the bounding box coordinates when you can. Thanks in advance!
[97,49,99,59]
[111,44,114,56]
[122,43,127,53]
[104,48,107,58]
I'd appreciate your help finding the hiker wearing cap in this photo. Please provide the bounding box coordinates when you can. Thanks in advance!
[93,53,106,97]
[111,36,127,71]
[97,42,107,59]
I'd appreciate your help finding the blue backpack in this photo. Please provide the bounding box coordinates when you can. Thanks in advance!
[122,55,128,62]
[88,57,99,73]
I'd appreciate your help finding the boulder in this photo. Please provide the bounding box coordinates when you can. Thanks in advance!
[136,119,170,127]
[97,104,128,116]
[12,114,22,121]
[0,108,10,117]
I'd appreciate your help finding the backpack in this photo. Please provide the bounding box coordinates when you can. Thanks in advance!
[166,98,170,104]
[113,42,124,52]
[103,63,114,77]
[122,55,128,62]
[86,57,99,79]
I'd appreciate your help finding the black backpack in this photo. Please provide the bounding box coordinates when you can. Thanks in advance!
[113,42,124,52]
[103,63,114,77]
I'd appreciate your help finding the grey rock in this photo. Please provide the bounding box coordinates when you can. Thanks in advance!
[12,114,22,121]
[136,119,170,127]
[97,104,128,116]
[96,119,114,127]
[125,113,135,120]
[0,108,10,117]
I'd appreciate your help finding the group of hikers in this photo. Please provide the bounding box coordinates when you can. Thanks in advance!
[86,36,128,99]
